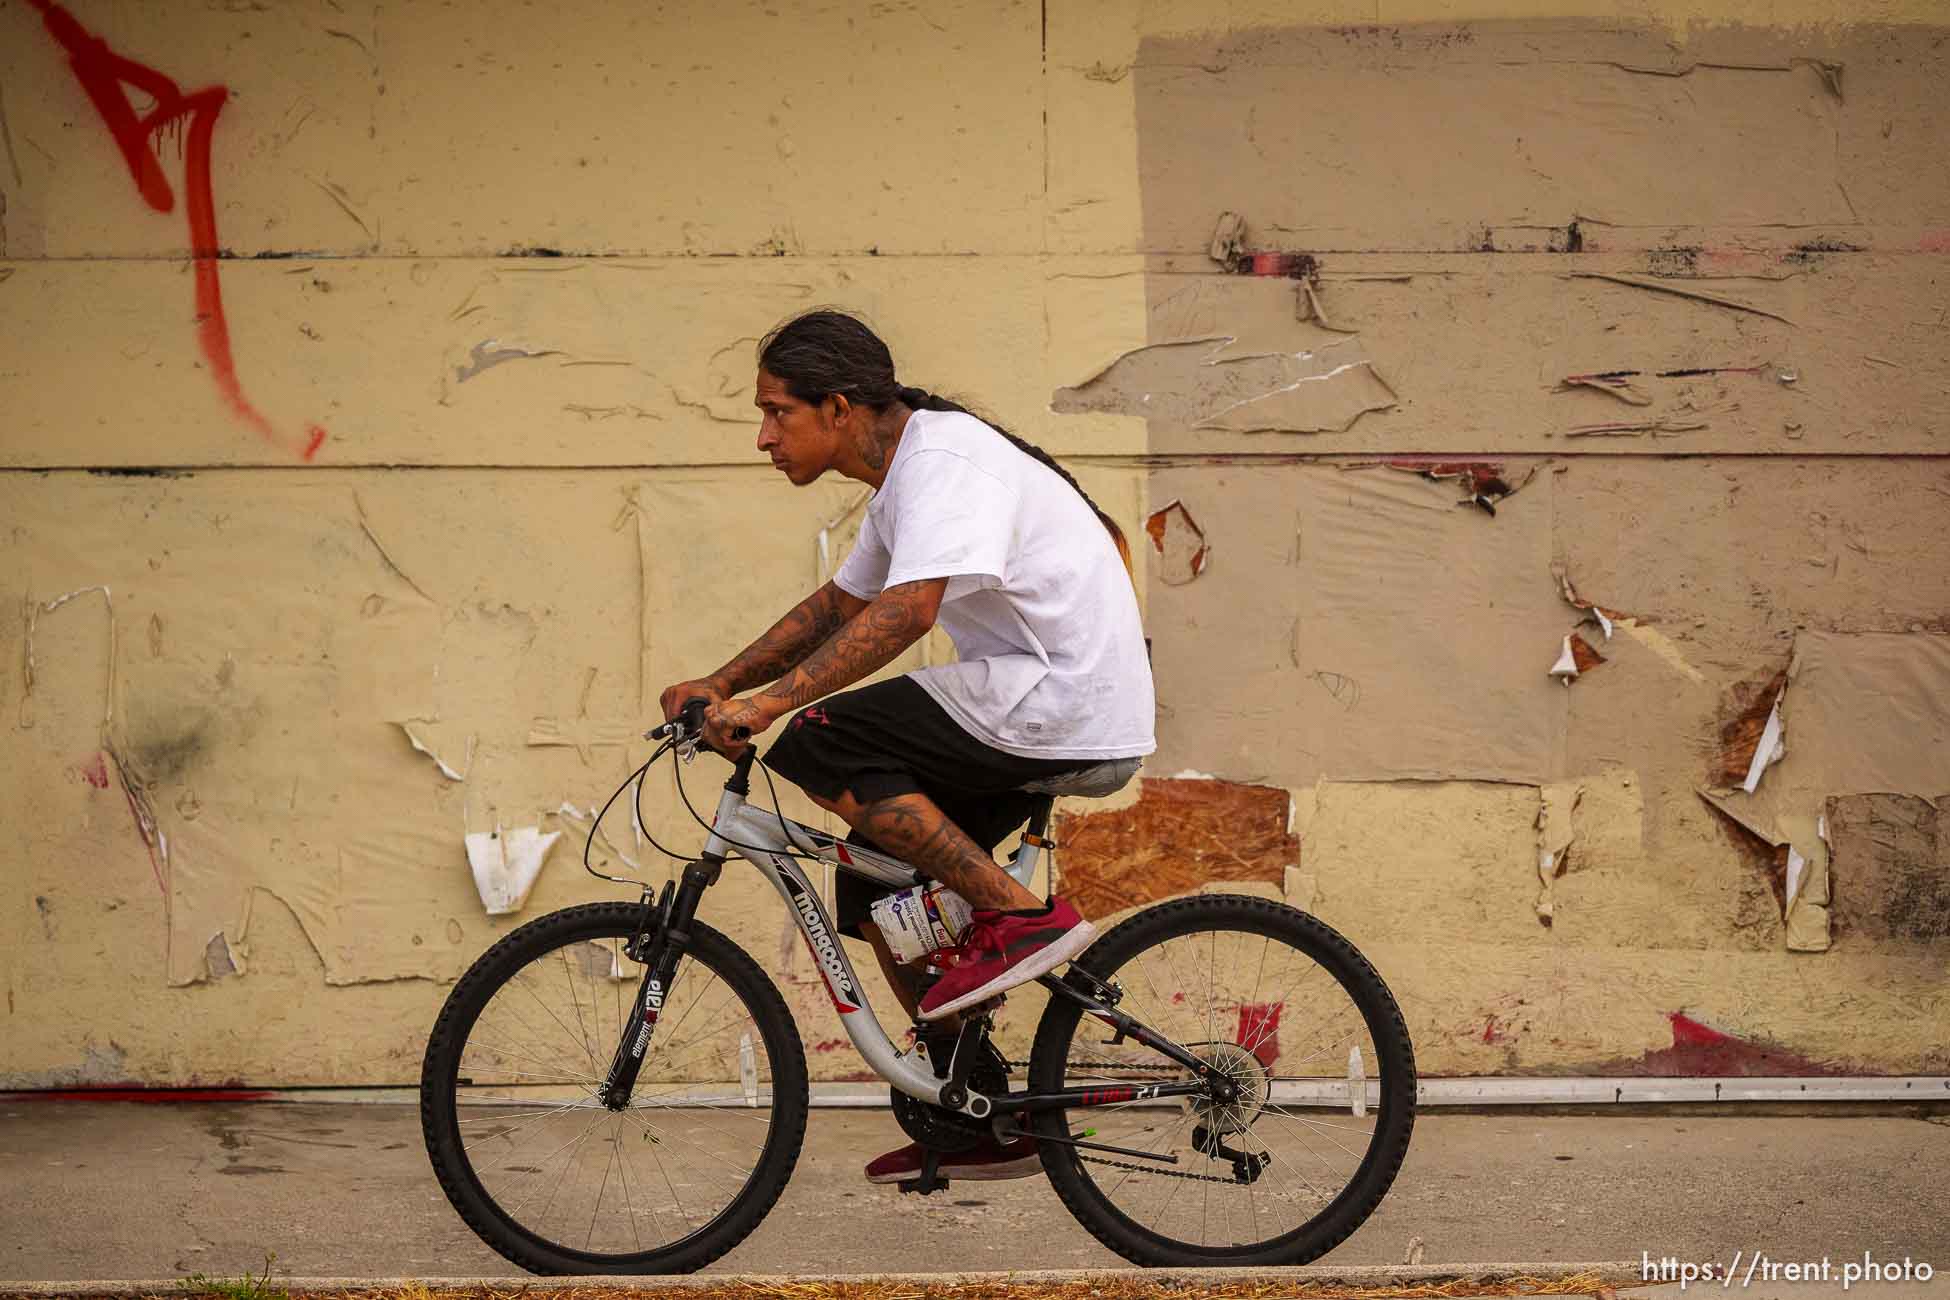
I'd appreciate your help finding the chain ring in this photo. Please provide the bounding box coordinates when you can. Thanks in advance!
[890,1045,1010,1153]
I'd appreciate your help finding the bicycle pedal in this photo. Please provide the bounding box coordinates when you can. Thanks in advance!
[895,1172,952,1195]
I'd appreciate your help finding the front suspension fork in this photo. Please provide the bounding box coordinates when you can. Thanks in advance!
[597,857,722,1111]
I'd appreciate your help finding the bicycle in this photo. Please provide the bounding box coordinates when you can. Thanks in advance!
[421,701,1416,1273]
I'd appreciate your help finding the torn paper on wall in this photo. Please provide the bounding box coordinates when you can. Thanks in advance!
[555,800,644,875]
[1549,632,1605,684]
[1055,333,1396,434]
[1742,696,1786,793]
[396,720,475,781]
[466,826,563,915]
[1554,568,1620,640]
[1534,782,1584,925]
[1369,460,1538,517]
[1144,499,1209,584]
[1698,788,1830,952]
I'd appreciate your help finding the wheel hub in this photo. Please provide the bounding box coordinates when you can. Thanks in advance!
[1185,1041,1271,1135]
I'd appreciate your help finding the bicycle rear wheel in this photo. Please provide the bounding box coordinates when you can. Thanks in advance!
[1029,894,1415,1267]
[421,901,808,1274]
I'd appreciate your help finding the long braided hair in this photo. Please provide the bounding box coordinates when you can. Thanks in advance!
[756,309,1132,574]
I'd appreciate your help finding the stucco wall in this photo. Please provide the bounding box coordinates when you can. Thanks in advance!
[2,0,1946,1087]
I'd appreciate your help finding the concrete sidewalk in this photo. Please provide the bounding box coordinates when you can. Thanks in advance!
[1,1102,1945,1283]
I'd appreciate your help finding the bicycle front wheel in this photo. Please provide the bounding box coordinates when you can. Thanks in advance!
[1029,894,1415,1267]
[421,901,809,1274]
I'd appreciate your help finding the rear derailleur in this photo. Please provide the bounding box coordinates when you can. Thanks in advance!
[1193,1122,1272,1185]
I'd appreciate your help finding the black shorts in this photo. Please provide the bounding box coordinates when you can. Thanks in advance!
[762,675,1084,938]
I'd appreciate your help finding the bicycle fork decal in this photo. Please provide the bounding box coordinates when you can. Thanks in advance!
[629,977,666,1060]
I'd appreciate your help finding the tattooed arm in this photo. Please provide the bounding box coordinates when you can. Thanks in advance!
[701,578,945,753]
[658,580,866,721]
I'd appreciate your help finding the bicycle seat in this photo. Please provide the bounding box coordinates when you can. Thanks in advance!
[1018,756,1142,799]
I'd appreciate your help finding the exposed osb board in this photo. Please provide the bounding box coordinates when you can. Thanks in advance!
[0,257,1151,467]
[1053,777,1297,921]
[1693,632,1950,954]
[1713,666,1791,789]
[1057,259,1950,456]
[1131,21,1950,253]
[1825,793,1950,947]
[1,0,1042,259]
[1547,462,1950,956]
[1146,462,1562,786]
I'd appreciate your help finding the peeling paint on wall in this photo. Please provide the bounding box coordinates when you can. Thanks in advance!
[465,825,562,915]
[1716,667,1791,789]
[395,721,474,782]
[1143,499,1209,584]
[1054,334,1397,434]
[4,5,1949,1087]
[1534,782,1583,925]
[1549,633,1606,684]
[1365,459,1536,516]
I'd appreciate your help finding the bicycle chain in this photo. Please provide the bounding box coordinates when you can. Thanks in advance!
[1002,1059,1178,1073]
[1076,1153,1247,1185]
[999,1059,1245,1185]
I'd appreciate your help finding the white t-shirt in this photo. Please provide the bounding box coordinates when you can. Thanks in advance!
[833,409,1156,761]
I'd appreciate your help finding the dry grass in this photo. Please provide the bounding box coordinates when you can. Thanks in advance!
[149,1274,1623,1300]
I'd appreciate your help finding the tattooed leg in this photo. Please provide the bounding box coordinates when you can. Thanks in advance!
[818,789,1041,910]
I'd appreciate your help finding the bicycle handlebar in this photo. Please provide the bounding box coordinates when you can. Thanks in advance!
[643,697,751,744]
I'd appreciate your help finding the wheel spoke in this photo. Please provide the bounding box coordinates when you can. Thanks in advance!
[425,909,799,1266]
[1035,903,1413,1263]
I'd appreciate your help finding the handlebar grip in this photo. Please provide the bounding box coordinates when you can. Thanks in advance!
[646,696,713,742]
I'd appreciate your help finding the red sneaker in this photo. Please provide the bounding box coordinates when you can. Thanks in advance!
[917,899,1095,1022]
[865,1134,1042,1184]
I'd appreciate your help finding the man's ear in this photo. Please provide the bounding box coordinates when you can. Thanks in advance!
[826,393,851,427]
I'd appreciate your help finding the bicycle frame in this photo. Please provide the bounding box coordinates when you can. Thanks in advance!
[596,748,1227,1123]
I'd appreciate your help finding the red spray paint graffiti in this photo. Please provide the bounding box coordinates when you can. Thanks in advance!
[77,753,111,789]
[27,0,326,459]
[1234,1001,1283,1070]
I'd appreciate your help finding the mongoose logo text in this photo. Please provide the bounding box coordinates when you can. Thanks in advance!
[786,877,860,1012]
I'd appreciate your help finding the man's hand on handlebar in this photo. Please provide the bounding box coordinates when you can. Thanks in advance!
[658,676,727,724]
[701,695,783,758]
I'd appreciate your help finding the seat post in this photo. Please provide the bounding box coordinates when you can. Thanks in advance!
[1004,796,1058,890]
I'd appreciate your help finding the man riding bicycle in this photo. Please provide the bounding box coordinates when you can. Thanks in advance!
[659,309,1156,1187]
